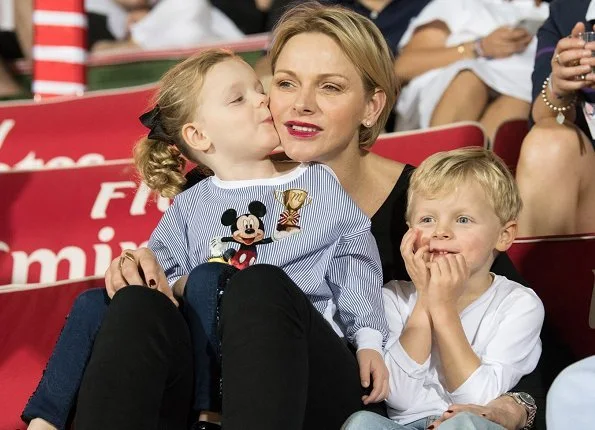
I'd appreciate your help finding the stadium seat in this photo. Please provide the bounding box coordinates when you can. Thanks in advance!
[0,278,105,430]
[508,234,595,360]
[491,118,529,172]
[371,121,488,166]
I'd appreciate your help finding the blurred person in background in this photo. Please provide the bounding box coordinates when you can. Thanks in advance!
[211,0,299,35]
[87,0,244,53]
[546,355,595,429]
[394,0,549,140]
[0,0,32,97]
[516,0,595,236]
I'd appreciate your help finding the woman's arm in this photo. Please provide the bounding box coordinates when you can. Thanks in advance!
[429,395,528,430]
[530,19,591,124]
[394,21,457,83]
[394,22,533,83]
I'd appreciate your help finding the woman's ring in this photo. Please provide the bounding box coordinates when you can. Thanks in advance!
[122,251,136,264]
[118,251,136,285]
[554,53,561,65]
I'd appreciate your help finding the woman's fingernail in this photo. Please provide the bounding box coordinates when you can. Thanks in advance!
[149,279,157,288]
[446,410,453,413]
[427,426,434,430]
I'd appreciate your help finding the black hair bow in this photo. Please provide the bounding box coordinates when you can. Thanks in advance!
[139,105,172,144]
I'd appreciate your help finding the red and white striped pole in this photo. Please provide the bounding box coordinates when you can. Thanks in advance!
[32,0,87,100]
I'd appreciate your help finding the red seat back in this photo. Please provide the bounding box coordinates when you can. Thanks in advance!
[0,278,104,430]
[371,122,487,166]
[491,119,529,172]
[508,234,595,360]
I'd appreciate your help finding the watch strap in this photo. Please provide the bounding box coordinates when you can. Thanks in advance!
[503,392,536,429]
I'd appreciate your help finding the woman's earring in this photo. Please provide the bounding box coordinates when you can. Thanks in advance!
[364,120,372,127]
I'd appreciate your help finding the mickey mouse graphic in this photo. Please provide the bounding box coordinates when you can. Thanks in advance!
[209,200,274,270]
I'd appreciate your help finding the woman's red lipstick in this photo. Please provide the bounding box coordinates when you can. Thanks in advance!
[285,121,322,138]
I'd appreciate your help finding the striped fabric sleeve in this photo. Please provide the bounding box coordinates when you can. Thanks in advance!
[326,229,389,351]
[148,197,192,288]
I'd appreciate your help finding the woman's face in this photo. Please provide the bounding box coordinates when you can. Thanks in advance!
[269,32,372,164]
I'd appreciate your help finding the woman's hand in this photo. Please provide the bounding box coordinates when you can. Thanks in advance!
[105,248,178,307]
[400,229,430,296]
[550,22,595,98]
[356,349,389,405]
[480,26,533,59]
[426,254,469,311]
[428,395,528,430]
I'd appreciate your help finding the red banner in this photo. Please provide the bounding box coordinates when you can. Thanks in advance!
[0,162,169,286]
[0,86,155,171]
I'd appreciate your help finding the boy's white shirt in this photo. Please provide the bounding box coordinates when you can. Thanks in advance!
[382,274,544,425]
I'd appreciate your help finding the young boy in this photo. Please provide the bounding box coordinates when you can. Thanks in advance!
[343,147,544,430]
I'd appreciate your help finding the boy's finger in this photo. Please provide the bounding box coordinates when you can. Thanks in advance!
[359,360,370,388]
[366,369,384,402]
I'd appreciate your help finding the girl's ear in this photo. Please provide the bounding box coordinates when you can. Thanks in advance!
[496,220,518,252]
[182,122,212,152]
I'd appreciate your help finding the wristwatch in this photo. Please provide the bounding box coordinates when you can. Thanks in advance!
[503,392,537,429]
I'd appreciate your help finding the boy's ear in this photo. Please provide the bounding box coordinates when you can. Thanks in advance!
[182,122,211,152]
[496,220,518,252]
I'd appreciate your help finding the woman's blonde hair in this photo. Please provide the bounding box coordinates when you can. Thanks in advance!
[134,49,237,198]
[269,1,398,148]
[407,148,523,224]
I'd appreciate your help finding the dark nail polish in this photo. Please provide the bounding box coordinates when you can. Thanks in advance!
[427,426,434,430]
[446,410,453,413]
[149,279,156,287]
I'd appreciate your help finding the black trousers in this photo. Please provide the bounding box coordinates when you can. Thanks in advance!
[219,264,365,430]
[72,265,370,430]
[74,286,193,430]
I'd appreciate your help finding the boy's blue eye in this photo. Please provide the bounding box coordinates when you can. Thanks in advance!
[420,216,433,223]
[232,96,244,103]
[457,216,471,224]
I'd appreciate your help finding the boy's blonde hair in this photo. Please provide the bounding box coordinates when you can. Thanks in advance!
[134,49,238,198]
[407,148,523,225]
[269,1,398,148]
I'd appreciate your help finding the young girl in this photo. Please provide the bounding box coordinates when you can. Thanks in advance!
[23,49,389,430]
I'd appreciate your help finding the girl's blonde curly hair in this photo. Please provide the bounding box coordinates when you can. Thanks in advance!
[134,49,237,198]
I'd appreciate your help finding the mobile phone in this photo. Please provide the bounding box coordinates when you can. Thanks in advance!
[517,18,544,36]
